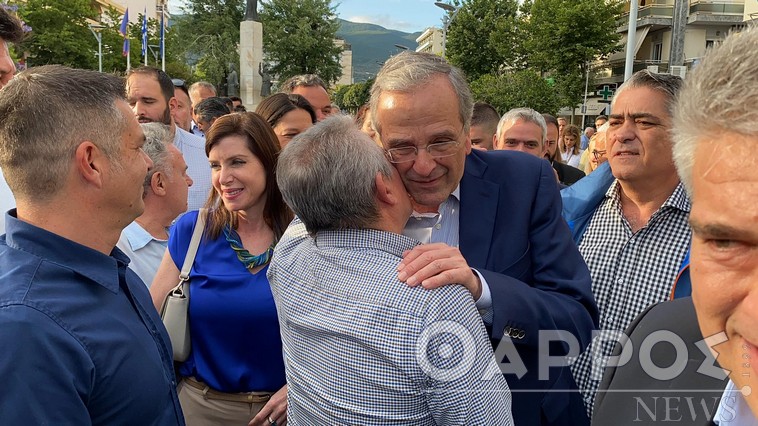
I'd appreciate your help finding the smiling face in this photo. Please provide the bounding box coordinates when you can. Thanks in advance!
[607,87,678,185]
[375,75,470,213]
[208,135,267,217]
[689,135,758,415]
[273,107,313,148]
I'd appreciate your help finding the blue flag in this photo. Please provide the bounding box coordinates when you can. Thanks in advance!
[123,38,130,57]
[119,8,128,37]
[141,9,148,59]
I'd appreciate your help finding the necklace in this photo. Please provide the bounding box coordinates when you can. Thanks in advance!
[223,226,276,269]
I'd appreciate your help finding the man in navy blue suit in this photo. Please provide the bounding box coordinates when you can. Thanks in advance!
[370,51,598,426]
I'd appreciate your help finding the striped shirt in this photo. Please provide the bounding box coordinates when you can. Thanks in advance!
[269,220,513,425]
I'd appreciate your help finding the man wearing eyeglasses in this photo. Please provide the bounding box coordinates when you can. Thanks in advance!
[371,51,597,426]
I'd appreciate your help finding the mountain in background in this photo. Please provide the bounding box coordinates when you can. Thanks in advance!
[337,19,424,83]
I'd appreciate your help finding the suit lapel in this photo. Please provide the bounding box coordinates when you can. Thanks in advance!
[459,152,499,269]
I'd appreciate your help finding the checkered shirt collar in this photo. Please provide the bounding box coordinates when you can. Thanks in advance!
[314,228,419,258]
[605,179,691,213]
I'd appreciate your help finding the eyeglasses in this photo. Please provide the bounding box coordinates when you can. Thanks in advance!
[385,141,460,163]
[171,78,186,88]
[592,149,607,160]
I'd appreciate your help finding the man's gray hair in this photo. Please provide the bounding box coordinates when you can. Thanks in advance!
[140,123,173,191]
[0,65,125,202]
[188,81,216,97]
[369,51,473,136]
[612,69,683,117]
[496,107,547,145]
[279,74,328,93]
[673,26,758,197]
[277,115,393,234]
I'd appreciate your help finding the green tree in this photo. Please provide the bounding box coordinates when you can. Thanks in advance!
[15,0,98,69]
[470,70,562,115]
[171,0,244,90]
[446,0,521,80]
[521,0,623,107]
[338,78,373,113]
[260,0,343,86]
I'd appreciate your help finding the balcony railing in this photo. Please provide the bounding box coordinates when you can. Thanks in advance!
[690,0,744,15]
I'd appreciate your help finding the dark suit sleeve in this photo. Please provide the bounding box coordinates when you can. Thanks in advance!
[481,159,598,353]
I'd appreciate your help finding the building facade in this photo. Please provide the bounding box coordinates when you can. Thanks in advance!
[415,27,444,55]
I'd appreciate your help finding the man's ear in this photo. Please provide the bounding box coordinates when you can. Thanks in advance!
[150,171,167,196]
[375,172,398,206]
[74,141,105,188]
[168,96,178,113]
[492,133,500,150]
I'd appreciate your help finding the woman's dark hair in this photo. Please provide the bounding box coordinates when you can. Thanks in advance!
[204,112,293,240]
[255,93,317,131]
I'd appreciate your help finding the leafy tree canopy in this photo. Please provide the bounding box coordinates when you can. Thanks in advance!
[446,0,521,80]
[470,70,562,115]
[260,0,343,86]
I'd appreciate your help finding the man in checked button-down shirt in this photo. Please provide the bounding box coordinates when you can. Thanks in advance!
[563,70,691,418]
[269,116,514,425]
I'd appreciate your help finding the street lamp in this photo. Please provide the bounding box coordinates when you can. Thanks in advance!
[434,2,460,58]
[88,24,105,73]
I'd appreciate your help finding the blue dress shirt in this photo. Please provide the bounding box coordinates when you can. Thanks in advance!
[0,211,184,425]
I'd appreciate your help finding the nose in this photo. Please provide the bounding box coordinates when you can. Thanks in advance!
[411,148,437,177]
[218,165,234,185]
[0,46,16,89]
[140,149,153,170]
[316,110,326,122]
[609,120,635,145]
[186,174,193,187]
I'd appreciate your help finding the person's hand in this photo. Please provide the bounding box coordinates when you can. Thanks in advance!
[249,385,287,426]
[397,243,482,300]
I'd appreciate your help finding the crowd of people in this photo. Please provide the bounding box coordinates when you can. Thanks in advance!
[1,5,758,426]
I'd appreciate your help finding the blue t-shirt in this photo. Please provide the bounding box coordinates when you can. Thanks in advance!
[169,210,286,393]
[0,211,184,425]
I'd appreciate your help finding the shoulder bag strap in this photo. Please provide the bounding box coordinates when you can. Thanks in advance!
[179,208,207,281]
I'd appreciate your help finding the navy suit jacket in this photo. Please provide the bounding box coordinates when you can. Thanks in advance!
[459,149,598,426]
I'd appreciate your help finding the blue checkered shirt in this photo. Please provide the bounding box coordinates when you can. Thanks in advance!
[269,220,513,425]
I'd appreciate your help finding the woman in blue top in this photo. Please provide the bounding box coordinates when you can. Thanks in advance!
[151,112,293,426]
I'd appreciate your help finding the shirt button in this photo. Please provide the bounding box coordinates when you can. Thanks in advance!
[434,224,441,230]
[616,278,624,285]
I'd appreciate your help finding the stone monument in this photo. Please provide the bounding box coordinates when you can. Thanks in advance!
[240,0,264,109]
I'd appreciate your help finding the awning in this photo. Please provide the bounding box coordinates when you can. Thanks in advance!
[608,26,650,62]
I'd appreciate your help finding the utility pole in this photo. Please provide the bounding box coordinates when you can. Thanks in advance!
[669,0,688,67]
[624,1,639,82]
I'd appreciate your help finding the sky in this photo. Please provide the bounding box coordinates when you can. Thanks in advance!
[335,0,445,33]
[169,1,446,34]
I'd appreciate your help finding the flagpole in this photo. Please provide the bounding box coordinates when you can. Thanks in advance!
[126,41,131,72]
